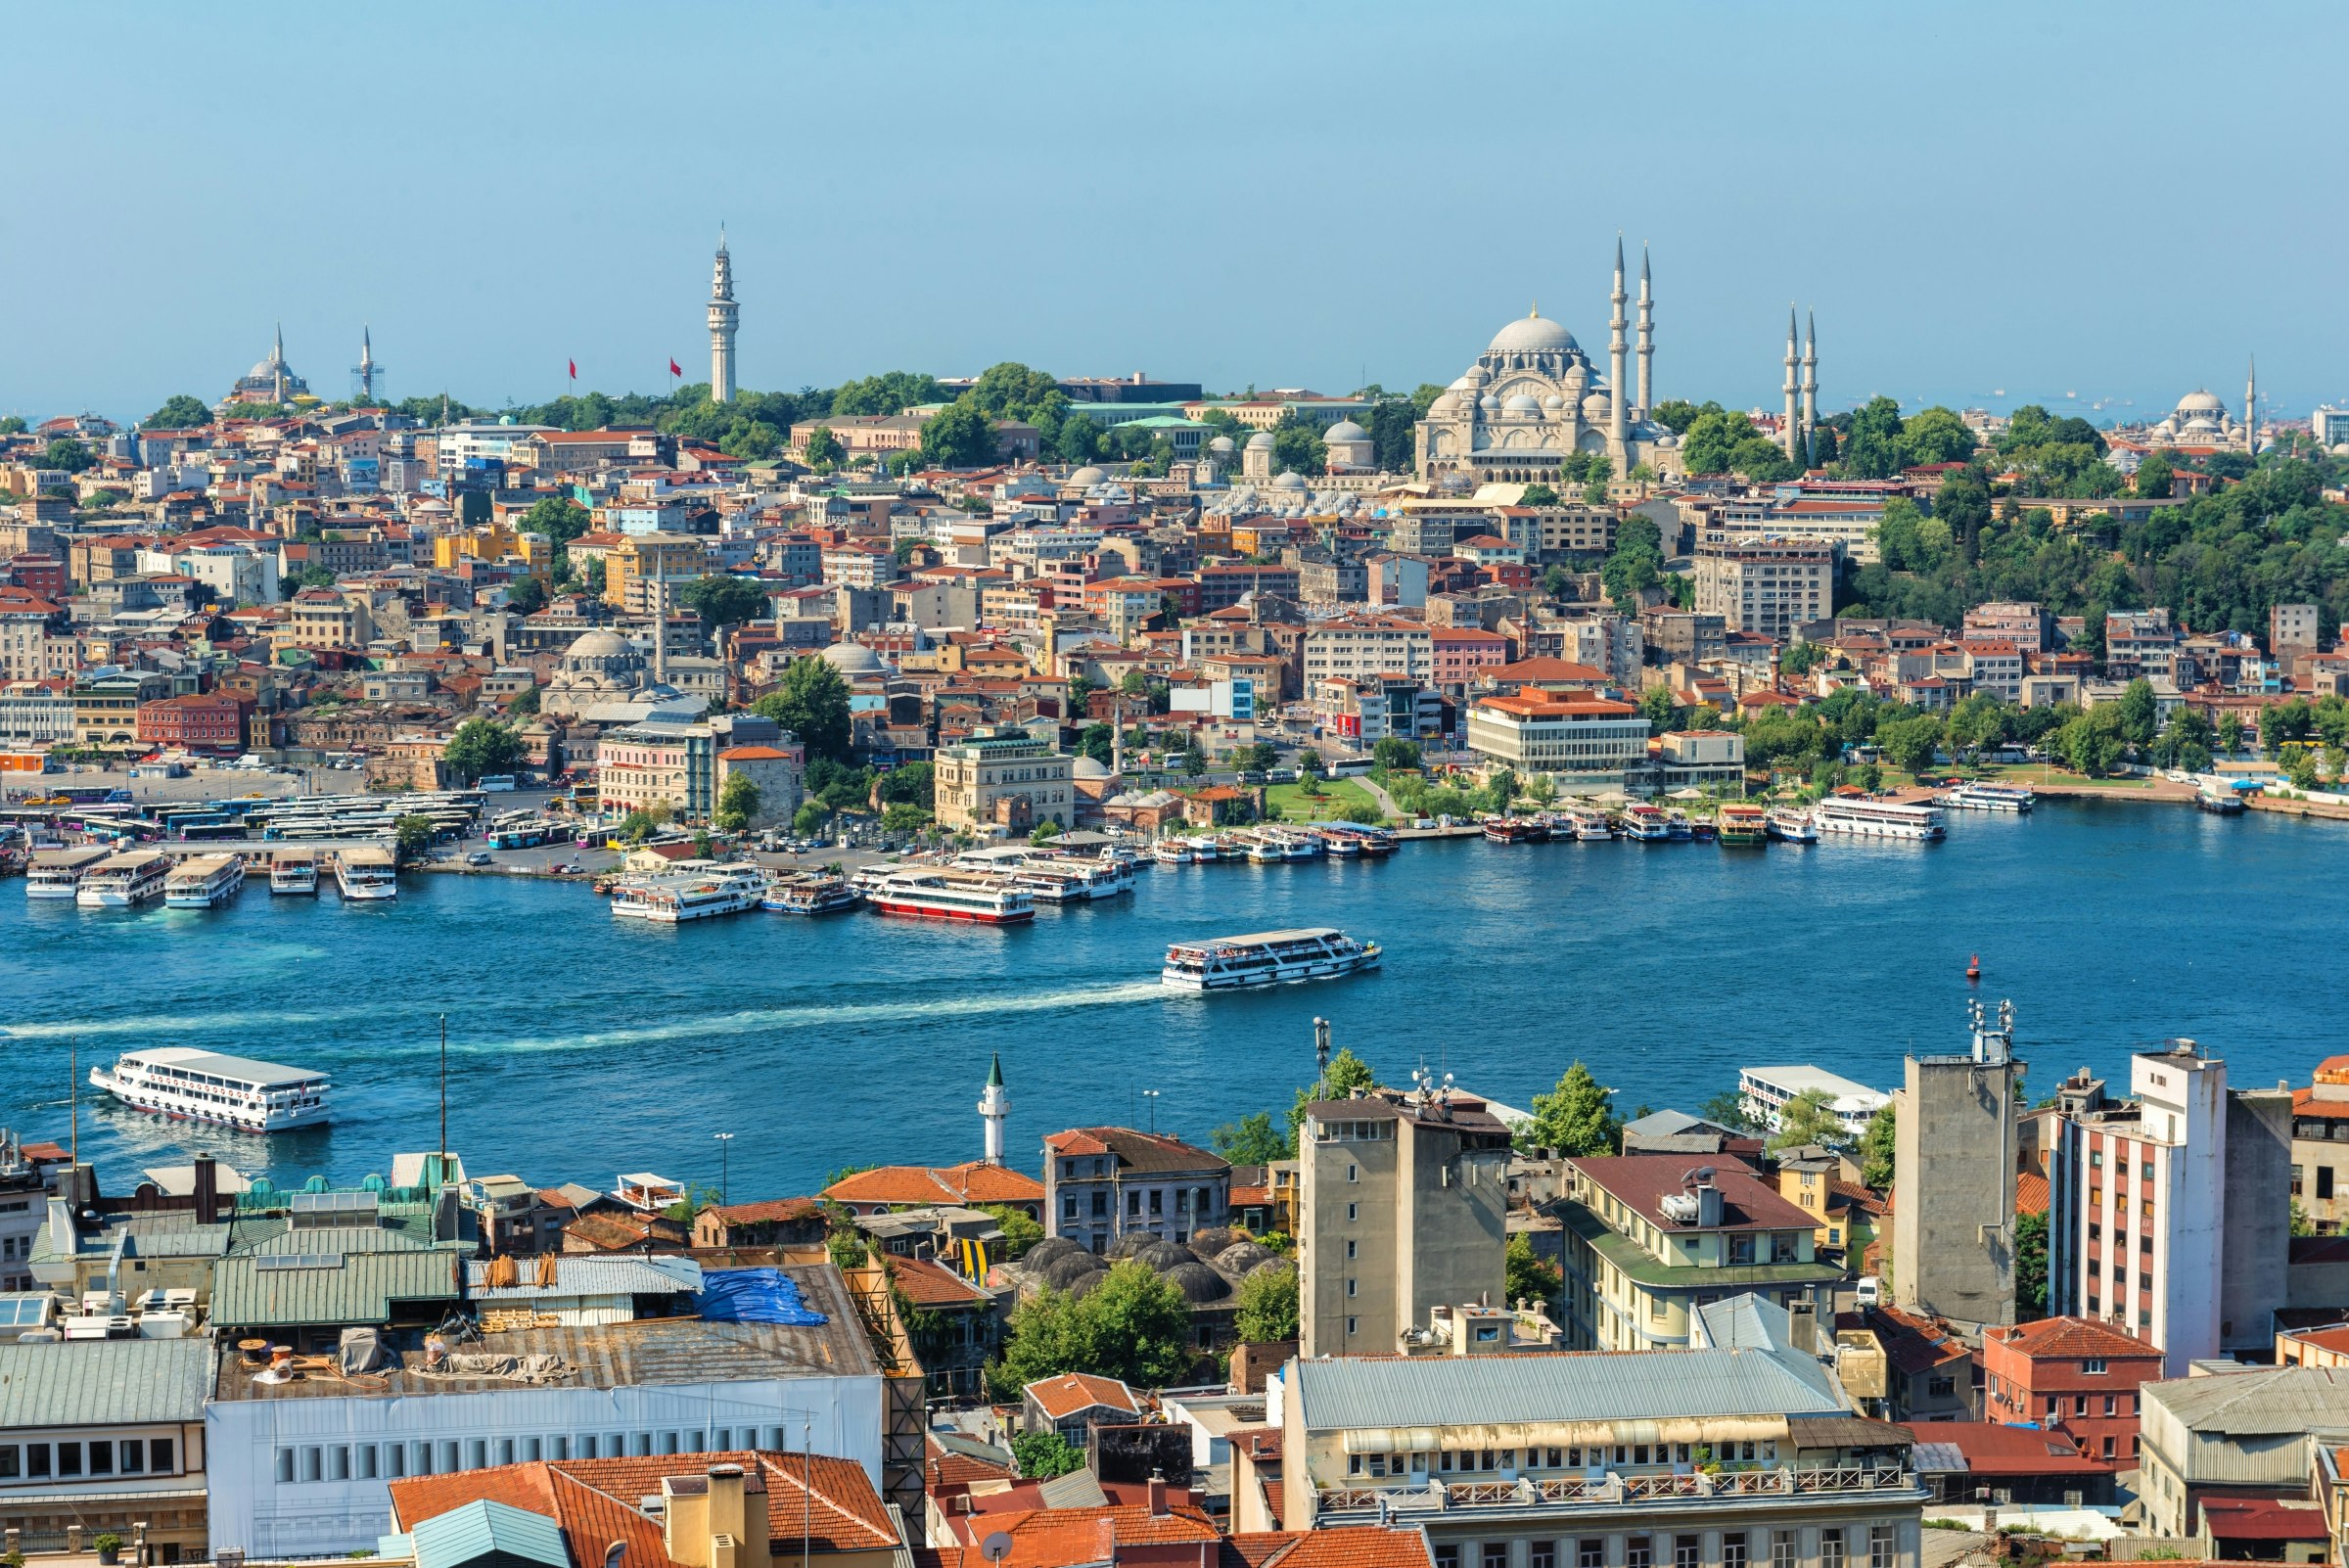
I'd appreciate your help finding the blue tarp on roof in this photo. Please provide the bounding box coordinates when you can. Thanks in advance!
[696,1267,828,1326]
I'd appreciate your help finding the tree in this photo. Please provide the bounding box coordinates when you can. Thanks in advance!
[1286,1046,1377,1146]
[920,402,997,468]
[980,1204,1045,1261]
[2287,749,2321,791]
[1232,1266,1300,1344]
[2217,713,2244,757]
[1506,1233,1563,1310]
[1858,1103,1896,1190]
[521,495,593,546]
[144,394,210,430]
[1768,1086,1850,1153]
[2013,1208,2048,1319]
[989,1261,1196,1398]
[441,717,524,785]
[392,814,435,864]
[876,761,935,808]
[1517,1062,1622,1156]
[1297,750,1324,794]
[1210,1110,1291,1166]
[1877,715,1944,777]
[1651,398,1709,434]
[42,438,94,474]
[714,771,761,833]
[1698,1090,1762,1134]
[505,575,549,616]
[1899,406,1977,467]
[506,684,541,718]
[2117,678,2159,749]
[793,801,829,838]
[1181,734,1208,778]
[1010,1430,1084,1481]
[752,656,853,762]
[1268,412,1326,477]
[681,574,769,637]
[2134,450,2175,500]
[803,426,845,468]
[1637,685,1681,734]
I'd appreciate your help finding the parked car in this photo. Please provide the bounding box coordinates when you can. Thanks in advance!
[465,852,493,867]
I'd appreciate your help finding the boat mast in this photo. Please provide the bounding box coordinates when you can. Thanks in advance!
[438,1014,448,1170]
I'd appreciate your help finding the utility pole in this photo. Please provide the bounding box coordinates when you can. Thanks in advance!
[714,1131,734,1207]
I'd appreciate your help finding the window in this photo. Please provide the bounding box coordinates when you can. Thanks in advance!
[1091,1193,1107,1218]
[358,1446,378,1480]
[2102,1436,2116,1459]
[88,1441,112,1476]
[385,1444,405,1479]
[2103,1395,2117,1416]
[58,1443,82,1478]
[1580,1542,1605,1568]
[1346,1315,1358,1336]
[1724,1535,1748,1568]
[1485,1547,1509,1568]
[2046,1396,2060,1418]
[1627,1540,1652,1568]
[2083,1358,2107,1375]
[1435,1550,1459,1568]
[2074,1395,2089,1416]
[275,1449,295,1485]
[1928,1376,1956,1399]
[1127,1190,1140,1217]
[1771,1533,1797,1568]
[2324,1167,2337,1201]
[1532,1548,1555,1568]
[1347,1277,1358,1297]
[329,1447,349,1481]
[1868,1528,1895,1568]
[1347,1240,1358,1260]
[1820,1533,1846,1568]
[1674,1537,1700,1568]
[1063,1196,1078,1221]
[1348,1203,1359,1222]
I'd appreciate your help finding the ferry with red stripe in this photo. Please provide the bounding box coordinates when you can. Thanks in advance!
[867,869,1035,924]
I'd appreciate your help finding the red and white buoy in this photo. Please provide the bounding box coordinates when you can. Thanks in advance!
[1965,953,1982,982]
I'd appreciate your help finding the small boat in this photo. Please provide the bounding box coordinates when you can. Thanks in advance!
[2195,789,2245,815]
[1185,835,1223,862]
[1621,804,1674,842]
[1153,839,1195,865]
[164,853,247,907]
[1766,807,1819,844]
[1483,815,1547,844]
[75,851,172,908]
[1689,816,1719,842]
[761,872,862,914]
[868,868,1035,924]
[1565,806,1613,841]
[1717,803,1770,846]
[1940,782,2036,812]
[268,851,319,895]
[332,845,400,899]
[1815,796,1944,842]
[1162,927,1382,991]
[611,863,766,922]
[90,1045,329,1133]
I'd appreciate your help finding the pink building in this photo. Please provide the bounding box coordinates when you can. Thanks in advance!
[1430,626,1509,691]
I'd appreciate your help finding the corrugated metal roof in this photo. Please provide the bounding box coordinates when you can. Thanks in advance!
[410,1499,569,1568]
[463,1255,702,1300]
[0,1340,212,1427]
[1293,1345,1850,1433]
[213,1248,460,1327]
[2147,1366,2349,1435]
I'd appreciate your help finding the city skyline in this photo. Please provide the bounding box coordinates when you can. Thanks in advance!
[7,1,2346,422]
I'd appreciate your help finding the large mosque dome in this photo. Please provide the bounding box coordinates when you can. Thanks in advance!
[820,641,885,676]
[1487,309,1579,355]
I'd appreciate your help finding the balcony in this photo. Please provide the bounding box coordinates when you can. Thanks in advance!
[1313,1465,1920,1524]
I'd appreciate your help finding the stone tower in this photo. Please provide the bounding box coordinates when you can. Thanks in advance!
[708,228,739,403]
[1892,998,2023,1333]
[356,327,377,404]
[1607,237,1630,477]
[978,1052,1010,1165]
[2244,354,2257,454]
[1635,244,1654,420]
[1780,308,1800,461]
[1800,311,1819,467]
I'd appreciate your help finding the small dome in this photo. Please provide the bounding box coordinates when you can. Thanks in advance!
[1447,375,1475,392]
[1582,392,1614,422]
[1462,364,1491,387]
[1215,1241,1274,1273]
[1042,1251,1108,1291]
[1207,436,1236,455]
[1110,1231,1159,1260]
[1163,1261,1231,1303]
[1187,1226,1238,1258]
[1502,393,1542,416]
[1478,393,1500,414]
[1244,432,1276,450]
[1272,471,1307,489]
[1132,1239,1193,1272]
[1069,465,1107,485]
[1244,1255,1296,1281]
[1488,310,1579,355]
[820,641,884,675]
[1064,1268,1107,1299]
[1322,420,1369,443]
[1071,756,1112,779]
[1025,1236,1084,1271]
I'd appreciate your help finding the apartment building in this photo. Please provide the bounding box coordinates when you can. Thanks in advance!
[1296,1084,1511,1359]
[2103,610,2179,682]
[596,720,716,819]
[2136,1368,2349,1539]
[1039,1127,1228,1251]
[1305,615,1434,685]
[0,593,71,680]
[0,679,73,750]
[274,588,374,653]
[932,728,1073,833]
[2292,1055,2349,1231]
[1554,1157,1843,1352]
[1693,538,1834,641]
[1466,689,1647,779]
[0,1341,213,1560]
[606,532,710,612]
[1981,1317,2163,1467]
[1962,602,2056,654]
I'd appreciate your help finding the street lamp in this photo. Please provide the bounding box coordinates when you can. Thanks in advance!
[714,1131,734,1207]
[1140,1089,1159,1134]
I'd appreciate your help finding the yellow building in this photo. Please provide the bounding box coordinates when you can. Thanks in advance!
[932,728,1074,833]
[432,521,552,576]
[607,531,710,611]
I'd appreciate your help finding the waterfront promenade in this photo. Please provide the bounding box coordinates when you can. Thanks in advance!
[4,798,2339,1200]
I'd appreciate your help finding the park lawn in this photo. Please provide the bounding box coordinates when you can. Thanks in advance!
[1978,762,2157,790]
[1264,778,1384,822]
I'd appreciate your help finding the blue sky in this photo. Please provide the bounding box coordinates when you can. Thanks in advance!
[9,1,2343,425]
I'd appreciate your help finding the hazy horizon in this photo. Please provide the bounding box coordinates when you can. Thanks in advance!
[9,1,2344,426]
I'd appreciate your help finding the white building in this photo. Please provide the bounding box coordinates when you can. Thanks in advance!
[1694,537,1835,641]
[1304,615,1433,685]
[1737,1066,1888,1139]
[1464,688,1648,779]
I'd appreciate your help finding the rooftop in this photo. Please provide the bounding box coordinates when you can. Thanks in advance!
[0,1339,213,1427]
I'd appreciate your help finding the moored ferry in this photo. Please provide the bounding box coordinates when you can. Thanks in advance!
[1162,927,1382,991]
[612,863,765,922]
[164,853,247,907]
[955,846,1135,901]
[1153,838,1195,865]
[868,869,1035,924]
[1940,781,2036,813]
[1766,806,1819,843]
[89,1046,330,1133]
[1815,795,1945,842]
[76,850,172,907]
[1621,803,1674,842]
[1183,835,1223,862]
[269,851,319,895]
[1665,809,1695,841]
[24,847,110,899]
[1717,803,1770,846]
[332,845,400,899]
[1565,805,1614,841]
[1482,815,1547,844]
[760,872,862,914]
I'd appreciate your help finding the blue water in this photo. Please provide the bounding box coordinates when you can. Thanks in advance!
[2,800,2341,1201]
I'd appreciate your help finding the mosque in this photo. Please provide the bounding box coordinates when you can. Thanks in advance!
[542,627,707,725]
[2137,363,2258,453]
[1414,241,1681,486]
[218,326,311,411]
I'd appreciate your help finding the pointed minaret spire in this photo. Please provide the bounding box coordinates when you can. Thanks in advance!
[1800,310,1819,467]
[1635,243,1654,421]
[978,1052,1011,1165]
[2245,354,2258,454]
[1608,235,1630,478]
[1782,306,1801,461]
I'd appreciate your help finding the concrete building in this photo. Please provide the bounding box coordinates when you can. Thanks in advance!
[1465,689,1647,780]
[1980,1316,2164,1468]
[0,1339,213,1560]
[714,743,804,828]
[1039,1128,1228,1252]
[2292,1055,2349,1231]
[1304,615,1434,686]
[2136,1367,2349,1538]
[933,728,1074,835]
[1296,1081,1511,1360]
[1693,538,1834,641]
[597,721,716,820]
[1281,1295,1927,1568]
[1891,1000,2022,1333]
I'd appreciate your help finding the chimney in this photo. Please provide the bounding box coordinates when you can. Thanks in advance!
[1147,1470,1169,1518]
[1694,1180,1724,1228]
[706,1464,747,1568]
[194,1154,218,1226]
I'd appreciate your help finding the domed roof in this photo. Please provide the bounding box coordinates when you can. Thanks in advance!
[1542,392,1566,409]
[2177,390,2226,413]
[1208,435,1237,455]
[1042,1251,1108,1291]
[1069,465,1107,485]
[1186,1226,1237,1258]
[1071,755,1113,779]
[1244,431,1276,450]
[820,641,884,674]
[1323,420,1369,443]
[1582,392,1614,422]
[1131,1239,1193,1272]
[1244,1255,1296,1281]
[1488,309,1578,355]
[1272,471,1307,489]
[1024,1236,1084,1271]
[1163,1261,1231,1303]
[564,628,637,664]
[1502,392,1542,416]
[1215,1241,1274,1273]
[1064,1268,1107,1299]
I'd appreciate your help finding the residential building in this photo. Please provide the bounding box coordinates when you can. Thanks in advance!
[2103,609,2179,681]
[0,1340,213,1560]
[1832,1305,1974,1425]
[690,1198,825,1250]
[0,592,72,680]
[1890,1003,2021,1333]
[276,587,375,652]
[1961,601,2056,654]
[607,532,710,613]
[1304,615,1433,686]
[1040,1127,1229,1251]
[1430,626,1510,691]
[136,692,250,755]
[1280,1297,1928,1568]
[72,670,171,745]
[1737,1068,1886,1141]
[1465,689,1647,780]
[0,678,75,750]
[597,720,716,819]
[1020,1373,1141,1444]
[1296,1084,1511,1360]
[818,1163,1042,1220]
[1554,1157,1843,1352]
[890,1255,1002,1401]
[1693,538,1833,641]
[2292,1055,2349,1231]
[933,728,1074,834]
[1647,729,1745,793]
[1981,1317,2163,1468]
[2136,1367,2349,1538]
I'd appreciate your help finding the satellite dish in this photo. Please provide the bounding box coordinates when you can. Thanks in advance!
[982,1533,1015,1564]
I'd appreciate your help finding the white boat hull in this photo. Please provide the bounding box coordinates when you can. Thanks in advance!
[1162,951,1382,991]
[1818,817,1942,841]
[89,1069,330,1133]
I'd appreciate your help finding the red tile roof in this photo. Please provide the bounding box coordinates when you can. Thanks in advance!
[1569,1155,1817,1232]
[1025,1371,1140,1421]
[820,1161,1042,1207]
[1901,1422,2100,1476]
[701,1197,819,1224]
[1987,1315,2160,1361]
[2015,1172,2050,1217]
[2199,1499,2330,1542]
[889,1255,988,1309]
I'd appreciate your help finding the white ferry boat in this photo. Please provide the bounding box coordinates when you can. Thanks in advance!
[1153,839,1195,865]
[1815,796,1945,842]
[269,851,319,895]
[868,869,1035,924]
[332,845,400,899]
[955,846,1135,901]
[611,864,764,922]
[1162,928,1382,992]
[1621,803,1674,842]
[89,1046,330,1133]
[1183,835,1223,862]
[760,872,861,914]
[1565,806,1614,841]
[24,847,110,899]
[1765,807,1819,844]
[164,853,247,908]
[76,851,172,908]
[1941,782,2036,813]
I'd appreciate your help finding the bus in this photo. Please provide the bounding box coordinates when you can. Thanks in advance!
[180,820,252,842]
[57,786,132,807]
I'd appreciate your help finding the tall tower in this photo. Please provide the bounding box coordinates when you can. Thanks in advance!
[271,323,288,405]
[708,227,739,403]
[1800,311,1819,468]
[978,1052,1010,1165]
[1635,245,1654,420]
[1780,308,1801,460]
[1607,236,1629,476]
[2244,354,2257,454]
[355,327,378,404]
[1892,999,2023,1333]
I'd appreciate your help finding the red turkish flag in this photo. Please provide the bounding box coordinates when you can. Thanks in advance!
[669,358,682,378]
[568,359,576,380]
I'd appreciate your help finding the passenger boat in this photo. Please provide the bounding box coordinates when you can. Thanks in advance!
[1815,795,1945,842]
[2195,789,2246,815]
[956,846,1135,901]
[331,845,400,899]
[1766,807,1819,843]
[75,850,172,907]
[1621,804,1674,842]
[761,872,862,914]
[611,863,765,922]
[1184,835,1223,862]
[269,851,319,895]
[164,853,247,907]
[1316,829,1362,856]
[24,847,110,899]
[1688,816,1719,842]
[1717,803,1770,847]
[1565,806,1613,841]
[1161,927,1382,992]
[867,869,1035,924]
[89,1046,330,1133]
[1940,782,2036,813]
[1665,809,1695,841]
[1482,815,1547,844]
[1153,839,1195,865]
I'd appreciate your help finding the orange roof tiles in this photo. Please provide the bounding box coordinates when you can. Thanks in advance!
[819,1161,1042,1207]
[1025,1371,1140,1421]
[889,1255,988,1309]
[1988,1315,2160,1361]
